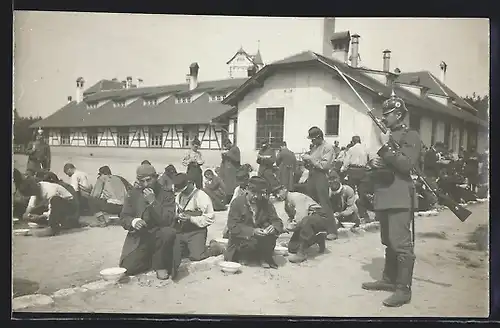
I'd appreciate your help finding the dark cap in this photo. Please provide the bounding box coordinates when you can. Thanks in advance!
[307,126,323,139]
[236,168,250,180]
[327,170,340,181]
[173,173,191,191]
[136,164,157,179]
[248,176,268,192]
[164,164,176,174]
[192,139,201,146]
[99,165,112,175]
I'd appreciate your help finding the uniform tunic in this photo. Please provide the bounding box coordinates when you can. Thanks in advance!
[26,140,51,172]
[257,147,281,193]
[276,148,297,191]
[220,145,241,197]
[183,150,205,189]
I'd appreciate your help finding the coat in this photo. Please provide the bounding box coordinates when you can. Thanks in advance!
[257,147,276,176]
[119,183,177,265]
[26,140,51,171]
[203,176,227,211]
[276,148,297,191]
[220,145,241,195]
[373,125,421,210]
[225,194,284,261]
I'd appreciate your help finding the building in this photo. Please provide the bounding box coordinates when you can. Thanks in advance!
[32,18,487,165]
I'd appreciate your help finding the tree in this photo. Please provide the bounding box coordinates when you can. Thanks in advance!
[13,110,43,147]
[462,93,489,121]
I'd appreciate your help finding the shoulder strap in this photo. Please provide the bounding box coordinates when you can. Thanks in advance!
[182,189,199,211]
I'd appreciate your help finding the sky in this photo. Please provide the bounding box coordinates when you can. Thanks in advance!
[13,12,489,118]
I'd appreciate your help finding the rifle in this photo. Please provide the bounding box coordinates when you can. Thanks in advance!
[317,58,471,222]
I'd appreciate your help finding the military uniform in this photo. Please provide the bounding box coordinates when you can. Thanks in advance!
[362,93,421,308]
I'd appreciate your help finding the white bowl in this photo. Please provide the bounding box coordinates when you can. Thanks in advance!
[28,222,41,228]
[219,261,241,274]
[274,246,288,256]
[107,216,119,221]
[215,238,229,246]
[341,222,356,229]
[14,229,30,236]
[100,267,127,282]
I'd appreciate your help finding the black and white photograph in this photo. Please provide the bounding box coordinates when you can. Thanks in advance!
[12,13,490,317]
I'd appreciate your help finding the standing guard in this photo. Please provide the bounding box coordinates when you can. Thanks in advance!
[362,92,421,307]
[26,128,51,176]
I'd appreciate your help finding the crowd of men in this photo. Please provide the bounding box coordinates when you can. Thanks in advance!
[12,93,488,308]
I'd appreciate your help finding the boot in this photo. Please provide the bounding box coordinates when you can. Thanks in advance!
[362,250,397,291]
[316,232,327,253]
[288,243,307,263]
[383,257,414,307]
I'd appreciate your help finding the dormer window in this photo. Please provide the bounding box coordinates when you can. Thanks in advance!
[113,100,126,108]
[210,94,226,102]
[176,96,191,104]
[86,102,98,109]
[143,98,158,106]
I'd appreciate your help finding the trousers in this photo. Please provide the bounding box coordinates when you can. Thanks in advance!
[377,209,415,261]
[306,169,338,235]
[179,228,210,261]
[288,214,328,253]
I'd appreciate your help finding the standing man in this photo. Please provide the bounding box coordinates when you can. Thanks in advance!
[182,138,204,189]
[26,128,51,176]
[340,136,370,223]
[219,138,241,204]
[301,126,338,240]
[276,141,297,192]
[362,93,421,308]
[333,140,341,159]
[257,140,282,196]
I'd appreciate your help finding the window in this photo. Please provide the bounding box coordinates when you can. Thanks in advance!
[87,128,99,146]
[117,127,130,146]
[210,94,226,102]
[113,100,126,108]
[325,105,340,136]
[256,107,284,149]
[144,98,158,106]
[176,97,191,104]
[409,112,421,132]
[444,122,451,149]
[60,129,71,145]
[149,126,163,147]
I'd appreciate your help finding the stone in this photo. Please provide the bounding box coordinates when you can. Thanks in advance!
[51,287,87,298]
[12,294,54,311]
[81,279,115,291]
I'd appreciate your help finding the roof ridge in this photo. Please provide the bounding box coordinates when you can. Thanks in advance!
[426,71,449,97]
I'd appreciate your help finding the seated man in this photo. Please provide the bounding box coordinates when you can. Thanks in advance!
[327,171,360,226]
[119,164,180,280]
[173,173,223,261]
[225,176,284,269]
[203,169,227,211]
[41,171,81,219]
[437,168,477,204]
[277,188,327,264]
[158,164,177,191]
[18,176,79,236]
[88,166,129,227]
[63,163,93,215]
[222,167,251,239]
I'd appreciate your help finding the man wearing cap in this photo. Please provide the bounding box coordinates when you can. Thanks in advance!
[173,173,222,261]
[119,164,180,280]
[327,170,360,227]
[362,92,421,308]
[225,176,284,268]
[276,141,297,192]
[26,128,51,176]
[222,166,251,238]
[182,138,204,189]
[219,139,241,204]
[301,126,338,240]
[158,165,177,191]
[257,140,282,196]
[278,189,327,264]
[88,166,130,227]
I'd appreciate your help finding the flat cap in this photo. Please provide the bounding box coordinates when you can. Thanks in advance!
[247,176,268,192]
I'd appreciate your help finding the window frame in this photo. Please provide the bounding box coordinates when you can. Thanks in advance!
[117,127,130,147]
[255,107,285,150]
[60,128,71,145]
[325,104,340,137]
[86,128,99,146]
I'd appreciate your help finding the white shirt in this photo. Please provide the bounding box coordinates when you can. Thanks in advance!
[70,170,92,195]
[175,188,215,228]
[26,181,73,216]
[341,143,369,171]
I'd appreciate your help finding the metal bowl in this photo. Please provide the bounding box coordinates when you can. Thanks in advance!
[274,246,288,256]
[14,229,30,236]
[341,222,356,229]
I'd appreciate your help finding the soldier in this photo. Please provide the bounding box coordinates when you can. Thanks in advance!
[26,128,51,176]
[362,92,421,308]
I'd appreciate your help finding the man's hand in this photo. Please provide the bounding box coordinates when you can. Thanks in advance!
[264,225,276,235]
[133,219,147,230]
[379,131,391,145]
[301,154,312,161]
[178,212,191,222]
[143,188,156,205]
[254,228,266,237]
[369,157,386,169]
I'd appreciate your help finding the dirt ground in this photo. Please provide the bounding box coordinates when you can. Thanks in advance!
[12,154,490,317]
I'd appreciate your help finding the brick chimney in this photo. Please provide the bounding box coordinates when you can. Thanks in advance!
[126,76,133,89]
[330,31,350,64]
[188,63,199,91]
[76,77,84,103]
[439,61,447,84]
[350,34,360,68]
[383,50,391,72]
[67,96,72,103]
[137,78,143,88]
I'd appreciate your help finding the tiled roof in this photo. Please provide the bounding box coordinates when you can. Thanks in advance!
[395,71,477,112]
[83,79,125,96]
[32,78,248,128]
[223,51,486,127]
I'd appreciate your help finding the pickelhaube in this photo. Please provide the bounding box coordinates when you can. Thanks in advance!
[382,90,407,115]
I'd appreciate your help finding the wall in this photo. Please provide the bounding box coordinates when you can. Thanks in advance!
[420,116,433,147]
[235,66,381,165]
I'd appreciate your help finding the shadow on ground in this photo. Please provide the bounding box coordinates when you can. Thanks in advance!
[13,278,40,297]
[361,257,384,281]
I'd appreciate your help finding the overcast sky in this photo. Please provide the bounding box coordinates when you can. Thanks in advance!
[13,12,489,118]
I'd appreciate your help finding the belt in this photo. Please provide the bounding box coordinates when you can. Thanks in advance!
[348,165,366,169]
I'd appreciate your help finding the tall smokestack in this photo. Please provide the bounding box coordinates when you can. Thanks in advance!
[126,76,132,89]
[188,63,199,91]
[76,77,84,103]
[322,17,336,57]
[350,34,360,68]
[383,49,391,72]
[137,78,143,88]
[439,61,447,84]
[67,96,72,103]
